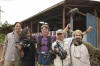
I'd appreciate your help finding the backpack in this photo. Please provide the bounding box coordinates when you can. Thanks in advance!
[37,36,56,65]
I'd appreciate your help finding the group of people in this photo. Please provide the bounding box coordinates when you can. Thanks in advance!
[0,22,100,66]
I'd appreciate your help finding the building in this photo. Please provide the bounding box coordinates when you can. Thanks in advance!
[20,0,100,48]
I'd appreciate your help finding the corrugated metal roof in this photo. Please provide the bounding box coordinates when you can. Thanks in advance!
[20,0,100,24]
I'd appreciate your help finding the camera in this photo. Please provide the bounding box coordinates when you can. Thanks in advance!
[48,50,56,60]
[22,39,31,48]
[56,41,67,60]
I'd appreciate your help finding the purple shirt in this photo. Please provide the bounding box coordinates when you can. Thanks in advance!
[34,35,56,52]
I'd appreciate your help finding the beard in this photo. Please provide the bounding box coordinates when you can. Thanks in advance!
[74,38,82,46]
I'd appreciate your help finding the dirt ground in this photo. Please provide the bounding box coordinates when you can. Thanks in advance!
[0,45,4,66]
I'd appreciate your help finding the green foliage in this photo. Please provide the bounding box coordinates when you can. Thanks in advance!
[0,33,5,44]
[0,21,11,44]
[0,21,12,34]
[2,23,11,28]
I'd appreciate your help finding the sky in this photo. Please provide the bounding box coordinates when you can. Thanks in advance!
[0,0,63,25]
[0,0,100,25]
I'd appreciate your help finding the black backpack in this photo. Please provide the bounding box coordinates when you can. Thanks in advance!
[37,36,56,64]
[37,36,51,52]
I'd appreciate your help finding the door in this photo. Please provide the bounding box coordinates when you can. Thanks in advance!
[86,13,96,47]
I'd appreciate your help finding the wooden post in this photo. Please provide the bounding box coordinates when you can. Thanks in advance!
[31,21,33,33]
[62,6,65,29]
[94,9,99,48]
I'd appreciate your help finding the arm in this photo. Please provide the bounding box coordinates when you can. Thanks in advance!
[63,24,70,33]
[84,42,100,56]
[20,50,24,58]
[0,48,6,64]
[52,42,56,50]
[17,44,24,58]
[52,41,59,53]
[0,35,8,64]
[83,26,93,35]
[63,24,72,37]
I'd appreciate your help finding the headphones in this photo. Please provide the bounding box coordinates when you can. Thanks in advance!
[74,39,82,46]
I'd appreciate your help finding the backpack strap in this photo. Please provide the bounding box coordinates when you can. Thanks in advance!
[37,36,42,52]
[47,36,51,51]
[37,36,52,52]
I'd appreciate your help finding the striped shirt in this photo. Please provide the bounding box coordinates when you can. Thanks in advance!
[4,32,20,61]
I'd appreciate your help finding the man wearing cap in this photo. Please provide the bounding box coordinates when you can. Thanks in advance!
[52,28,97,66]
[34,24,70,66]
[52,29,70,66]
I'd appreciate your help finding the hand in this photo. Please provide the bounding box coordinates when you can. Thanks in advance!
[54,47,59,53]
[0,57,4,64]
[20,50,24,58]
[17,44,22,51]
[67,24,71,29]
[87,26,93,32]
[56,48,59,52]
[63,24,71,32]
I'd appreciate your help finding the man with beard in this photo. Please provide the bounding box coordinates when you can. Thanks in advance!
[70,30,100,66]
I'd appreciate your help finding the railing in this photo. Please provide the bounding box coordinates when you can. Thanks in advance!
[32,31,57,36]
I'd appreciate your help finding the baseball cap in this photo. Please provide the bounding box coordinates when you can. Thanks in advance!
[56,29,63,34]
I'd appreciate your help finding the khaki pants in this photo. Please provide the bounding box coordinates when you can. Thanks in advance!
[4,60,20,66]
[0,64,4,66]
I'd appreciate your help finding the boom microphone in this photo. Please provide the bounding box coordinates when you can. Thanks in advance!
[67,8,79,15]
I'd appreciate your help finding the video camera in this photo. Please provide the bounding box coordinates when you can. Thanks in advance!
[22,39,31,48]
[55,41,67,60]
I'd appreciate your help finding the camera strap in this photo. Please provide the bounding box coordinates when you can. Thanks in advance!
[60,41,64,48]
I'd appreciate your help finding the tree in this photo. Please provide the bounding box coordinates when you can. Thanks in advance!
[2,20,11,28]
[0,33,5,44]
[0,20,12,34]
[0,21,12,44]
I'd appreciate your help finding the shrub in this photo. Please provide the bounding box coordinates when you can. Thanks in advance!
[0,33,5,44]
